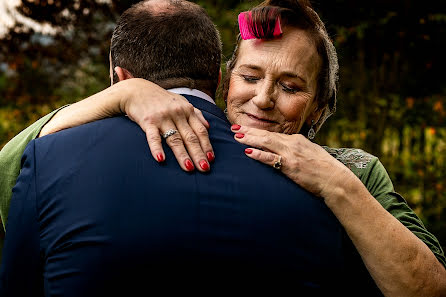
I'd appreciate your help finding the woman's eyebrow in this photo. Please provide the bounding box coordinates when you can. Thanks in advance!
[281,71,307,84]
[238,64,261,71]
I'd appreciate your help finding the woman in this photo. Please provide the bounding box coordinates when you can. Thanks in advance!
[1,0,446,295]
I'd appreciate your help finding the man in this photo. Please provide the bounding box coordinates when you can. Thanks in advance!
[0,0,366,295]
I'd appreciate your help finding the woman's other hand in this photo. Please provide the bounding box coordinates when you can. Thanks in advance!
[230,124,354,202]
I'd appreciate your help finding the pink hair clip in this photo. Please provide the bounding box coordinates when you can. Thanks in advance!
[238,11,282,40]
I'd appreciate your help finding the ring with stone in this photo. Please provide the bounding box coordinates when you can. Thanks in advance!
[273,155,282,170]
[162,129,178,139]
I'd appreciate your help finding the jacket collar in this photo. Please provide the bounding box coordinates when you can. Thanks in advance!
[182,94,228,123]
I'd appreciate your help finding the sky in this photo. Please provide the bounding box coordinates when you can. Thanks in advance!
[0,0,113,38]
[0,0,58,38]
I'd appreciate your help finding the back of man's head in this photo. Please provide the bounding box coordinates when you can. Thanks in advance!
[111,0,222,96]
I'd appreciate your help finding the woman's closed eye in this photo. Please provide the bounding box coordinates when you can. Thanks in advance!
[280,82,300,94]
[242,75,260,83]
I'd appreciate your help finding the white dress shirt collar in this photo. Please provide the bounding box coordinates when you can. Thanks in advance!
[167,88,215,105]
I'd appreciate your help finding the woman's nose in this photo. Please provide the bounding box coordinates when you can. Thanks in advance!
[252,79,275,110]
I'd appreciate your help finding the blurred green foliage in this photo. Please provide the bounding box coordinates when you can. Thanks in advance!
[0,0,445,247]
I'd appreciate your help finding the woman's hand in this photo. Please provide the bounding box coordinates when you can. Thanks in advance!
[119,79,214,172]
[40,78,214,172]
[230,124,354,202]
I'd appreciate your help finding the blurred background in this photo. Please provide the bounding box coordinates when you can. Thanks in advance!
[0,0,445,248]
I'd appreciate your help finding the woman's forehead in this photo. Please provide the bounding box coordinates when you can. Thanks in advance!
[236,28,321,80]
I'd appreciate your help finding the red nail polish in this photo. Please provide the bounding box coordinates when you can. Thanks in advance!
[156,153,164,162]
[199,160,210,171]
[235,133,244,139]
[185,159,194,171]
[206,151,215,162]
[231,124,241,131]
[245,148,253,154]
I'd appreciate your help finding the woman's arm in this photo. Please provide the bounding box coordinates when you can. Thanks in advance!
[40,78,215,172]
[0,106,67,264]
[231,125,446,297]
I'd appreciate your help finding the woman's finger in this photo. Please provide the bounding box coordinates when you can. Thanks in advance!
[174,117,210,172]
[188,116,214,162]
[244,147,284,170]
[194,108,210,129]
[161,124,196,172]
[145,124,166,163]
[231,125,286,152]
[231,124,271,137]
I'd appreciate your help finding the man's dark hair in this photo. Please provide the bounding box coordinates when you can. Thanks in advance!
[111,0,222,96]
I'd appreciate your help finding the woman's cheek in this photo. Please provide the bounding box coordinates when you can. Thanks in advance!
[227,77,248,101]
[227,81,250,112]
[278,101,308,134]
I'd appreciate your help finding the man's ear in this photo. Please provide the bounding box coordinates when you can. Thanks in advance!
[115,66,134,82]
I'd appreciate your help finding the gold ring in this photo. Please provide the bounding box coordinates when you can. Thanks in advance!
[273,155,282,170]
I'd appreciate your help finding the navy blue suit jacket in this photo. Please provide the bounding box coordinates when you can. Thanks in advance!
[0,95,380,296]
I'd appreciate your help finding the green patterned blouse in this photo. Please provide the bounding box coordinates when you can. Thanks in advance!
[323,146,445,268]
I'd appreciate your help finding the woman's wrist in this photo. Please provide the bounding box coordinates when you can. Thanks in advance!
[114,79,139,116]
[321,167,364,210]
[109,87,126,119]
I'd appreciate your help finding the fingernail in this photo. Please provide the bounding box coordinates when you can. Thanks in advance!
[231,124,241,131]
[199,160,210,171]
[245,148,253,154]
[235,133,244,139]
[185,159,195,171]
[206,151,215,162]
[156,153,164,162]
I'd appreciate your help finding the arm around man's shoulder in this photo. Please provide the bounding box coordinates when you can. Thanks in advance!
[0,106,66,230]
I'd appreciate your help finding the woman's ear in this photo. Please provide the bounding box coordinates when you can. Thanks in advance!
[306,105,324,126]
[114,66,134,82]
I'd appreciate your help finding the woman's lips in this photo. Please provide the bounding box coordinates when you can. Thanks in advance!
[246,113,277,124]
[243,113,278,128]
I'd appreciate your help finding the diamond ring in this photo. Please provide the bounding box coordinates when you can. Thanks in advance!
[162,129,178,139]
